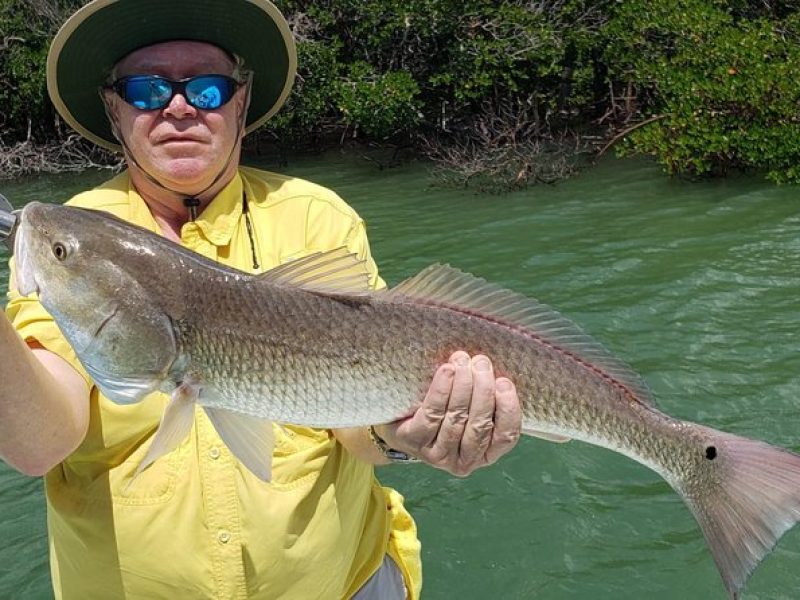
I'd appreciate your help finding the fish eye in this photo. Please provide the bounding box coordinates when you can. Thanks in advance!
[52,242,68,261]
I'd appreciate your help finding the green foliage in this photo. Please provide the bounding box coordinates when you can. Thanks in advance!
[605,0,800,182]
[264,38,343,137]
[0,0,84,141]
[1,1,47,139]
[271,0,609,140]
[3,0,800,184]
[334,63,421,139]
[264,35,422,140]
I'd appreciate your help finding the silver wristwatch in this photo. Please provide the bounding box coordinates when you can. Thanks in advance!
[368,426,420,464]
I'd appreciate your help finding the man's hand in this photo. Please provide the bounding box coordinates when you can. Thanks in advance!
[375,351,522,477]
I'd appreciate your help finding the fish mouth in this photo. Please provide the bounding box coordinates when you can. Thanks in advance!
[0,193,17,253]
[13,219,39,296]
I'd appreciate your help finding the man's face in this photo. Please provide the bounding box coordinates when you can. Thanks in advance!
[105,41,248,195]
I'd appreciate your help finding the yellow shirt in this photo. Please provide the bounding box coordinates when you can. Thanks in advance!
[5,167,422,600]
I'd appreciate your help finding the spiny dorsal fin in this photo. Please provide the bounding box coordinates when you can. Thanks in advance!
[386,264,655,406]
[260,247,372,297]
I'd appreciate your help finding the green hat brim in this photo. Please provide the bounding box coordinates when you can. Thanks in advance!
[47,0,297,151]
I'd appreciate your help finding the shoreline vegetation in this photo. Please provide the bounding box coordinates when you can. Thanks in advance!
[2,0,799,189]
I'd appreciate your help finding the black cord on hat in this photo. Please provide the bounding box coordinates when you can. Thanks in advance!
[183,197,201,222]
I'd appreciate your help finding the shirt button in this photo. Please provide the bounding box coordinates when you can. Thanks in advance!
[218,531,231,544]
[209,447,221,460]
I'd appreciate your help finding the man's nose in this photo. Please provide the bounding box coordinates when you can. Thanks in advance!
[163,93,197,119]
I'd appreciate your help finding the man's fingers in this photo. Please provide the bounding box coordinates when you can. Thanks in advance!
[457,356,496,467]
[383,351,523,476]
[485,377,522,465]
[427,352,472,459]
[397,362,455,449]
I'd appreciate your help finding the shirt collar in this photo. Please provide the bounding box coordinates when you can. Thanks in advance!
[125,171,245,248]
[190,173,244,247]
[122,172,244,246]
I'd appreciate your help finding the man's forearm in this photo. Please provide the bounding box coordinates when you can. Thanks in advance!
[333,427,391,466]
[0,313,89,476]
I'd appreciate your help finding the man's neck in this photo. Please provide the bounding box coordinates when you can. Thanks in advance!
[129,165,239,241]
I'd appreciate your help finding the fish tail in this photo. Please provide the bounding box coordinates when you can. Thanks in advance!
[680,428,800,599]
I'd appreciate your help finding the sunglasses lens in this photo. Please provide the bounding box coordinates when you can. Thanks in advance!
[122,77,173,110]
[114,75,238,110]
[185,76,235,110]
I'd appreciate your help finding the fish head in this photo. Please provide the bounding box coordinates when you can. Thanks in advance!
[14,202,86,302]
[15,202,179,403]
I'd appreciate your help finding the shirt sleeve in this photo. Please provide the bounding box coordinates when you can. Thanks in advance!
[344,218,387,291]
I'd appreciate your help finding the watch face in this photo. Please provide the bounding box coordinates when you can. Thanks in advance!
[386,449,420,463]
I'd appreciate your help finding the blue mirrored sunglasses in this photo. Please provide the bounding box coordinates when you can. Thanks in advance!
[108,74,241,111]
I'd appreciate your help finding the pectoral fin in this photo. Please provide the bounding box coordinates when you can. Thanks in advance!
[131,384,197,482]
[203,407,275,482]
[523,428,572,443]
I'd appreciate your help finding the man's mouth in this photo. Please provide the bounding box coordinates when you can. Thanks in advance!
[158,135,205,145]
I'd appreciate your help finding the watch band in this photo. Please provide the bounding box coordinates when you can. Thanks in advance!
[368,426,421,463]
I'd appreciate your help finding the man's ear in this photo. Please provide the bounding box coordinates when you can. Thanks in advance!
[99,90,124,143]
[236,81,253,135]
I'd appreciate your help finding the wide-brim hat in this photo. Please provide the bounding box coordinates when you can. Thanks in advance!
[47,0,297,151]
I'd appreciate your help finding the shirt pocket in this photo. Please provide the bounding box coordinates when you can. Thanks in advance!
[99,393,190,506]
[108,434,190,505]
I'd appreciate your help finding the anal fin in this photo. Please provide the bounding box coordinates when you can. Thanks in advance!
[204,407,275,482]
[523,428,572,443]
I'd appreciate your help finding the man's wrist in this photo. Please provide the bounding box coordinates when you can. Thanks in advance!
[368,425,420,464]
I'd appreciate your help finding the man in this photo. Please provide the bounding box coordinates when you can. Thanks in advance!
[1,1,522,598]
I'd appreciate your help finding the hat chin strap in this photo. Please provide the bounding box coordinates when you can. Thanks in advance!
[101,84,251,222]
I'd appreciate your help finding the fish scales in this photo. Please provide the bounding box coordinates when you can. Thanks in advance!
[173,265,686,475]
[14,201,800,599]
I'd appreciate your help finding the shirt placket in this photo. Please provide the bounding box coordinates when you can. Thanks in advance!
[196,411,248,599]
[182,226,247,599]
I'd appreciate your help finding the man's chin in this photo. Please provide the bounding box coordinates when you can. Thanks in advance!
[131,154,232,197]
[158,159,217,190]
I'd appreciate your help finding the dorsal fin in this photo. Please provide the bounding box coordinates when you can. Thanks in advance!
[260,247,373,297]
[386,264,655,406]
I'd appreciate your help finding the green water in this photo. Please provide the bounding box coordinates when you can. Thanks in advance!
[2,156,800,599]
